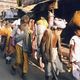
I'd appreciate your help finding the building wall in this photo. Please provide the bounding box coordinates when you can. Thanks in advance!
[0,0,17,14]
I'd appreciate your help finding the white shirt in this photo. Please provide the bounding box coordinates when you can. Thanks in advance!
[11,19,23,47]
[5,10,14,19]
[37,25,47,35]
[16,29,24,47]
[12,19,21,26]
[70,35,80,62]
[11,19,21,37]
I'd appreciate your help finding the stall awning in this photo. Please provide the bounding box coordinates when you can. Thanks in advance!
[17,0,54,12]
[17,5,36,12]
[21,0,53,6]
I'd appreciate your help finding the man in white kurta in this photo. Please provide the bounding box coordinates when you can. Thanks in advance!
[70,35,80,80]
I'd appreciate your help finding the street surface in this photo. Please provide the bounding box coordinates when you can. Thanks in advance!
[0,50,74,80]
[0,50,45,80]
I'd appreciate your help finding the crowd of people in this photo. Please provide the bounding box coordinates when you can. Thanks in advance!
[0,10,80,80]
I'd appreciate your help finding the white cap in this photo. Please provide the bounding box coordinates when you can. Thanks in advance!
[54,18,67,29]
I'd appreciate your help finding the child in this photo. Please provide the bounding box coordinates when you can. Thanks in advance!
[70,25,80,80]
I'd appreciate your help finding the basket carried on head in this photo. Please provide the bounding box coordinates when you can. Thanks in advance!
[72,11,80,27]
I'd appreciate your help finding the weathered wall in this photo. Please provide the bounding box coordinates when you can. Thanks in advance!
[0,0,17,14]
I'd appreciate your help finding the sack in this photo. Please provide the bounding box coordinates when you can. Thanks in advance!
[72,11,80,26]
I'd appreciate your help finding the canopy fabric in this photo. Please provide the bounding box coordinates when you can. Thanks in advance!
[17,5,36,12]
[17,0,58,12]
[17,0,53,12]
[21,0,53,6]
